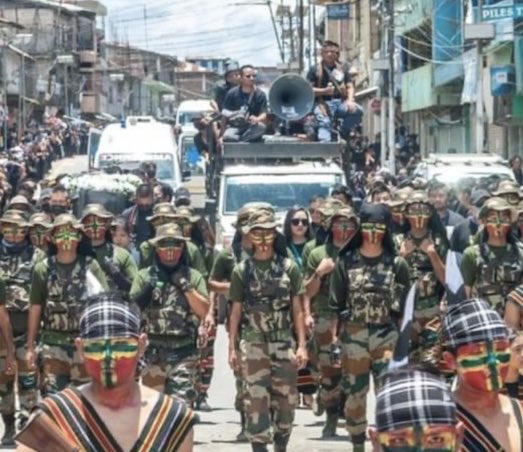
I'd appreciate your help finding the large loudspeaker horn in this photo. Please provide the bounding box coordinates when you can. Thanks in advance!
[269,73,314,121]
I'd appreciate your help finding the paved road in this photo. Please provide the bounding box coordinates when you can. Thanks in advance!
[4,156,375,451]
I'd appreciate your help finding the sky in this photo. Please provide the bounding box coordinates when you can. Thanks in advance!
[103,0,287,67]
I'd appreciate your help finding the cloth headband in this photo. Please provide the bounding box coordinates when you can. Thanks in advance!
[80,298,140,340]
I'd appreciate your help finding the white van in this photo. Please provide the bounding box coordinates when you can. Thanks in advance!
[92,116,185,189]
[175,99,213,132]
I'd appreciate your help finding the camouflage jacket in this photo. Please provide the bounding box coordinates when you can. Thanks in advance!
[0,243,34,313]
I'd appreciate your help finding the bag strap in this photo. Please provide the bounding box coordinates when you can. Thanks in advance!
[510,397,523,451]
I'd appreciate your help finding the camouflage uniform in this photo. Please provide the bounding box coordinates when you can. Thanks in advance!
[28,212,52,261]
[229,210,305,449]
[29,214,109,394]
[388,187,413,249]
[0,211,37,428]
[130,223,209,404]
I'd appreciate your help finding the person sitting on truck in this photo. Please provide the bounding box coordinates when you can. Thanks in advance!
[307,40,363,142]
[213,60,241,112]
[221,64,267,143]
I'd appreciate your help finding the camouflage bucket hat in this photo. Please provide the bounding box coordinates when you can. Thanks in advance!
[329,207,358,229]
[8,195,30,208]
[479,196,515,220]
[80,203,113,221]
[387,187,414,208]
[318,197,344,217]
[146,202,177,222]
[405,190,430,206]
[233,202,273,230]
[175,206,200,223]
[516,201,523,216]
[150,223,189,245]
[51,213,82,232]
[492,179,520,197]
[29,212,52,229]
[244,208,279,233]
[0,210,30,227]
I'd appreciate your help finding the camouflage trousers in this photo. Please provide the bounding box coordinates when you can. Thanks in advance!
[142,344,198,404]
[310,315,341,409]
[240,339,298,445]
[410,297,440,365]
[196,326,216,396]
[340,323,398,441]
[41,341,90,395]
[234,338,247,413]
[0,334,38,417]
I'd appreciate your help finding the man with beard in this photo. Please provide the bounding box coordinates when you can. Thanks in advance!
[122,184,155,252]
[26,214,108,395]
[460,197,523,318]
[0,211,37,444]
[305,207,358,438]
[442,298,523,451]
[228,208,308,452]
[330,203,410,452]
[80,204,138,294]
[130,223,209,404]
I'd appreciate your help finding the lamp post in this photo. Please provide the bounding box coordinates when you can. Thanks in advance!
[56,54,74,116]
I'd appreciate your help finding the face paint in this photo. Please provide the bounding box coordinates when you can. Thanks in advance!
[29,226,49,248]
[83,338,138,389]
[391,206,404,226]
[360,222,386,244]
[156,238,184,264]
[331,219,356,244]
[53,226,80,252]
[250,228,276,252]
[406,203,431,230]
[82,215,108,241]
[457,340,511,392]
[1,224,28,244]
[379,424,457,452]
[485,211,512,238]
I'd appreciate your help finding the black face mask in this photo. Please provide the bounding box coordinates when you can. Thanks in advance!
[137,204,152,214]
[41,203,51,214]
[49,205,68,217]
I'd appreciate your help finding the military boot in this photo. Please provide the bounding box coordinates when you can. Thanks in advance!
[351,434,366,452]
[251,443,268,452]
[1,414,16,446]
[273,433,289,452]
[321,407,339,438]
[195,393,212,412]
[236,412,248,442]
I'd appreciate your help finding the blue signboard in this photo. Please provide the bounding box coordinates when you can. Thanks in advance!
[326,2,350,20]
[475,3,523,20]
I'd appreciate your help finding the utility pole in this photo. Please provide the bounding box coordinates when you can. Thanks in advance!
[307,0,312,68]
[388,0,395,172]
[289,11,296,63]
[2,45,7,151]
[143,4,149,51]
[298,0,304,72]
[475,0,484,153]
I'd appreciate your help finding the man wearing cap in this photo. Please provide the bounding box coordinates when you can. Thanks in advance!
[369,367,464,451]
[80,203,138,294]
[388,187,413,249]
[17,293,196,451]
[330,203,411,452]
[174,186,191,208]
[442,298,523,450]
[130,223,209,404]
[121,184,155,251]
[26,214,109,395]
[7,195,33,215]
[461,197,523,317]
[209,202,260,440]
[28,212,51,263]
[492,179,522,206]
[228,208,307,452]
[0,210,37,443]
[213,60,241,112]
[304,207,358,438]
[48,184,71,219]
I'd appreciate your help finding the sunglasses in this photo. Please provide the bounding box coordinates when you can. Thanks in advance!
[291,218,309,226]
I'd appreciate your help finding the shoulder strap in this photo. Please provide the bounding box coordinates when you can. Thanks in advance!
[242,258,254,304]
[510,398,523,450]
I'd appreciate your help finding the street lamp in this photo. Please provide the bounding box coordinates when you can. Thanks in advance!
[56,54,74,116]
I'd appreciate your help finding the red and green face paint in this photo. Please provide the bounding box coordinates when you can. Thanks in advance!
[83,338,139,389]
[378,424,458,452]
[29,225,49,248]
[390,206,405,226]
[156,238,184,264]
[405,203,431,230]
[360,222,386,244]
[484,211,512,238]
[331,218,356,244]
[82,215,109,241]
[250,228,276,252]
[456,339,511,392]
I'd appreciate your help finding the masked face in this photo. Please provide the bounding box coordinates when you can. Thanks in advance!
[484,210,512,238]
[250,228,276,252]
[52,225,80,252]
[49,204,68,217]
[177,219,193,238]
[390,205,405,226]
[82,215,109,241]
[29,225,49,248]
[406,203,431,230]
[83,338,139,389]
[1,223,28,244]
[456,339,510,392]
[360,222,387,244]
[156,238,184,265]
[331,218,356,244]
[378,424,458,452]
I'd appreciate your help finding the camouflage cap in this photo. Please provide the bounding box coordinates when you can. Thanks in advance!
[492,179,520,197]
[387,187,414,208]
[51,213,82,231]
[318,197,345,217]
[0,209,30,227]
[29,212,52,229]
[405,190,430,206]
[80,203,113,221]
[329,206,358,228]
[176,205,200,223]
[244,208,279,233]
[233,202,273,230]
[8,195,30,208]
[146,202,177,222]
[479,196,515,220]
[150,223,189,245]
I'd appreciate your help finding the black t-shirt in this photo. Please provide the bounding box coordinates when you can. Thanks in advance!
[306,63,351,101]
[213,81,234,111]
[222,86,267,117]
